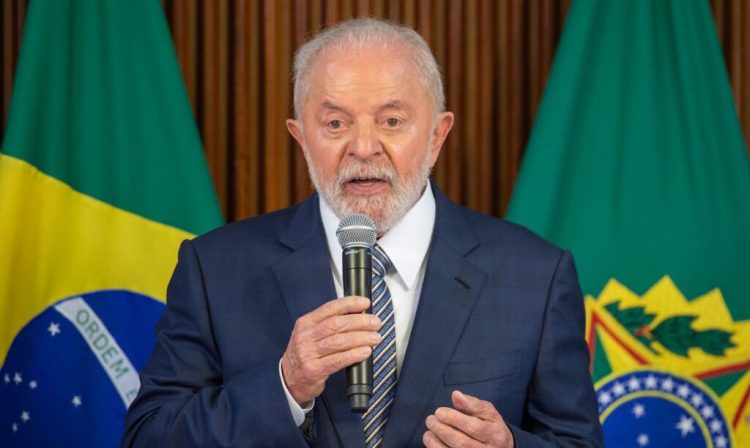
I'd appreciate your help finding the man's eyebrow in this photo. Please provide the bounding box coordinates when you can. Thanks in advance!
[320,101,351,115]
[377,100,409,112]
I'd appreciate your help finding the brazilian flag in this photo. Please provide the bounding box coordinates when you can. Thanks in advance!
[0,0,222,446]
[507,0,750,447]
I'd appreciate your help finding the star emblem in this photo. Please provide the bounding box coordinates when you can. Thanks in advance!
[72,395,82,407]
[13,372,22,385]
[3,373,9,383]
[612,382,626,396]
[701,405,715,419]
[661,377,675,391]
[644,375,657,389]
[636,433,649,446]
[690,393,704,407]
[598,391,612,406]
[715,435,728,448]
[627,376,641,391]
[20,411,30,423]
[632,403,645,418]
[29,380,37,390]
[11,422,18,433]
[710,419,722,433]
[675,415,695,437]
[47,322,61,336]
[676,383,690,398]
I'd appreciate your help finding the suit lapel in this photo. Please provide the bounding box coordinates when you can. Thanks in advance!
[383,186,487,447]
[271,195,365,447]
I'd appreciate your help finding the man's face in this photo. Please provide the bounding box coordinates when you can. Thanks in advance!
[287,44,454,233]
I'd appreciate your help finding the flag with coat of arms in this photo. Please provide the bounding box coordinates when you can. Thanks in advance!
[507,0,750,446]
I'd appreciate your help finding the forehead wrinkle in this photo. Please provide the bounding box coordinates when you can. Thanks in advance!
[319,100,352,116]
[377,100,410,113]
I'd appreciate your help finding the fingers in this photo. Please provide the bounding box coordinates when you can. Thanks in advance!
[425,414,484,448]
[425,391,513,448]
[433,406,489,442]
[302,296,371,325]
[422,430,450,448]
[310,313,382,341]
[317,346,373,376]
[316,330,382,357]
[452,390,502,423]
[281,296,381,405]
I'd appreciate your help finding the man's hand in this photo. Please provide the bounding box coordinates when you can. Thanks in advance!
[281,296,383,406]
[423,390,514,448]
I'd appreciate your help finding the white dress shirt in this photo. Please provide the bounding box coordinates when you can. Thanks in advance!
[280,184,436,425]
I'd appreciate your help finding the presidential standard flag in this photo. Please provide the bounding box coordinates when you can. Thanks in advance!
[506,0,750,447]
[0,0,223,446]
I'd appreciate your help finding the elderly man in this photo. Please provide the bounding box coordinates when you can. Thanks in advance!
[123,18,603,447]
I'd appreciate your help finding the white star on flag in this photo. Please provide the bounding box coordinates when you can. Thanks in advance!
[710,419,722,433]
[72,395,82,407]
[676,415,695,437]
[612,382,626,396]
[47,322,61,336]
[3,373,9,383]
[701,405,715,419]
[690,394,704,407]
[632,403,645,418]
[12,423,18,433]
[13,372,22,385]
[715,435,728,448]
[20,411,30,423]
[627,376,641,391]
[661,378,675,391]
[677,384,691,398]
[636,433,649,446]
[644,375,657,389]
[29,380,37,390]
[598,391,612,405]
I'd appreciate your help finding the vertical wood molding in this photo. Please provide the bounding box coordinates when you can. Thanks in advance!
[1,1,748,222]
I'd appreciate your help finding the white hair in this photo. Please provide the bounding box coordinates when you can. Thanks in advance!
[292,17,445,118]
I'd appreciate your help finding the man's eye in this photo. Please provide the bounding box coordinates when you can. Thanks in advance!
[327,120,343,130]
[385,118,401,127]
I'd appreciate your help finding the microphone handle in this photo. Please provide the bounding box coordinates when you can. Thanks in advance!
[342,246,373,413]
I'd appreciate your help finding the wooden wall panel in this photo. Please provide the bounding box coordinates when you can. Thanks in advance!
[1,0,25,125]
[712,0,750,154]
[1,0,748,222]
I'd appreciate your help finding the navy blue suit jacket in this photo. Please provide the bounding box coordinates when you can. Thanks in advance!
[123,185,603,447]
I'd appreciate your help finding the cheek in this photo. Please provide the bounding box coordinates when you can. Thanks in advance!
[389,133,432,173]
[305,140,346,177]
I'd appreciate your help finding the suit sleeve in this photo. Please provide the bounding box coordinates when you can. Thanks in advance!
[121,240,309,447]
[508,251,604,448]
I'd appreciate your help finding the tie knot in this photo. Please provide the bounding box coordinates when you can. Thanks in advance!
[372,245,392,277]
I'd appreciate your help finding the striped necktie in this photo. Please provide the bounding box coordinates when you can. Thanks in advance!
[362,245,398,448]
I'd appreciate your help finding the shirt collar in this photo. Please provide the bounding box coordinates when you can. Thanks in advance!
[320,183,436,290]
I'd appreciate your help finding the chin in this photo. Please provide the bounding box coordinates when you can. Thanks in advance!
[334,193,392,232]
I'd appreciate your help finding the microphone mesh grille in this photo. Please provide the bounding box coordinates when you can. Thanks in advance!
[336,213,376,249]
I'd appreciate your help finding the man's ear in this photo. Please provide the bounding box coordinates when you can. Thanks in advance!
[286,119,306,149]
[429,111,455,165]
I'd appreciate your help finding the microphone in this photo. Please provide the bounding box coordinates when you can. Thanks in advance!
[336,213,377,413]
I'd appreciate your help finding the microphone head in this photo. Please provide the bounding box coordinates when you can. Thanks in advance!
[336,213,376,249]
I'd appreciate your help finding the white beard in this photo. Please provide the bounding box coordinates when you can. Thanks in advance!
[304,150,432,234]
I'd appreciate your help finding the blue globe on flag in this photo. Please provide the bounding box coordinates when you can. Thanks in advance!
[1,290,164,447]
[597,369,732,447]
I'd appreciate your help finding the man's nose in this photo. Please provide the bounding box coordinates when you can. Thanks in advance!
[347,123,382,159]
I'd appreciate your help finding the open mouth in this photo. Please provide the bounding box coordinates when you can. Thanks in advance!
[343,177,389,194]
[347,177,385,186]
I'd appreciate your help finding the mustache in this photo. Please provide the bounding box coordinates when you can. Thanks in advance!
[336,161,397,185]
